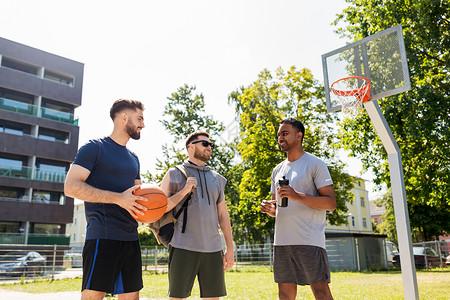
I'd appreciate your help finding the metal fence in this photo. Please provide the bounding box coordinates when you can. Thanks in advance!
[0,240,447,281]
[0,243,274,281]
[140,244,274,273]
[0,245,70,281]
[411,240,449,269]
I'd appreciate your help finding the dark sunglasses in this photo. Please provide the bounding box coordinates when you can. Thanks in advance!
[191,140,215,149]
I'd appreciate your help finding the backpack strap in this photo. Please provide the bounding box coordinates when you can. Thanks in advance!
[173,165,194,233]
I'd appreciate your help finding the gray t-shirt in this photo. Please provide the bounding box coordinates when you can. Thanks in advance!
[168,162,226,252]
[270,152,333,249]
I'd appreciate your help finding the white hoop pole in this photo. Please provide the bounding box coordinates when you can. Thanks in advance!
[363,100,419,300]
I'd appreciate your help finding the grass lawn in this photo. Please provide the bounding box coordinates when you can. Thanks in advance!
[0,267,449,299]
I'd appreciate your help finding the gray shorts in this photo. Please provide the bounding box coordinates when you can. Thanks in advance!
[274,245,331,286]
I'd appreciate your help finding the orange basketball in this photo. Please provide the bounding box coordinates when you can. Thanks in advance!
[133,184,168,223]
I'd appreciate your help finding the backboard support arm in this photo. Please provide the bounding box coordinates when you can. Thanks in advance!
[363,100,419,300]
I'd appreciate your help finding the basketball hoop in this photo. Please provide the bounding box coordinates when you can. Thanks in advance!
[331,76,371,116]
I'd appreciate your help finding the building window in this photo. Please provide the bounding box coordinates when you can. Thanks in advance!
[73,234,76,241]
[0,186,29,201]
[0,88,36,116]
[0,153,28,178]
[0,221,21,233]
[363,218,368,228]
[360,197,365,207]
[0,119,31,136]
[38,127,70,143]
[358,181,361,186]
[0,87,35,104]
[1,57,38,76]
[31,223,61,234]
[351,216,356,227]
[32,190,65,205]
[41,98,75,123]
[44,69,74,86]
[0,157,24,170]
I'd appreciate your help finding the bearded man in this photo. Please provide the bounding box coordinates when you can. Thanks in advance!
[160,130,234,300]
[260,118,336,300]
[65,99,147,300]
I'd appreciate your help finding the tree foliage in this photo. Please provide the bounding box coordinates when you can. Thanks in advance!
[228,67,354,243]
[138,224,159,246]
[142,84,234,183]
[334,0,450,240]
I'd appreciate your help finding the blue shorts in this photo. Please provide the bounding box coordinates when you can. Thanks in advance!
[82,239,143,294]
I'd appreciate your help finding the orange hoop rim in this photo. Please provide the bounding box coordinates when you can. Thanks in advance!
[331,76,372,102]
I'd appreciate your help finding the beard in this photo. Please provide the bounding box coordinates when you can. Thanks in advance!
[125,121,141,140]
[194,147,211,162]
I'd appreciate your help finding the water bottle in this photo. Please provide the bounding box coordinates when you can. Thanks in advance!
[278,176,289,207]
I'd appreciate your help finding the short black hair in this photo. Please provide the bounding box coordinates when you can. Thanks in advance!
[110,99,144,120]
[185,131,210,148]
[280,118,305,141]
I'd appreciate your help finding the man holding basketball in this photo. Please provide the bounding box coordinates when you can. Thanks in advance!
[160,130,234,300]
[65,99,147,300]
[260,118,336,300]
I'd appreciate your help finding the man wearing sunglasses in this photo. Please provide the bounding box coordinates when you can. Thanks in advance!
[160,130,234,300]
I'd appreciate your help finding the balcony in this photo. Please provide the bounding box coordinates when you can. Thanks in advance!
[0,165,66,183]
[0,97,38,116]
[40,107,78,125]
[34,169,66,183]
[0,196,30,203]
[0,165,32,179]
[0,233,70,246]
[0,97,78,125]
[0,194,65,205]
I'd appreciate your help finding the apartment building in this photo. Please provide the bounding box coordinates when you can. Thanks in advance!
[0,37,83,246]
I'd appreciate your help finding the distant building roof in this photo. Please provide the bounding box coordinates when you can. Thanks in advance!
[369,200,385,216]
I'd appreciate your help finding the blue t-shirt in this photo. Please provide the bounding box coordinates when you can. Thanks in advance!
[73,137,141,241]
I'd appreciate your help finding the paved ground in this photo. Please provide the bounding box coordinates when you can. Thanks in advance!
[0,289,82,300]
[0,289,162,300]
[0,268,161,299]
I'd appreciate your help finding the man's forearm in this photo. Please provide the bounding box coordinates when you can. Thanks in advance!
[219,212,234,252]
[166,186,191,211]
[294,193,336,211]
[65,179,121,204]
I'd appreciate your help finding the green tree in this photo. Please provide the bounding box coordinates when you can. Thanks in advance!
[375,192,398,243]
[228,66,354,243]
[142,84,233,182]
[138,224,159,246]
[334,0,450,240]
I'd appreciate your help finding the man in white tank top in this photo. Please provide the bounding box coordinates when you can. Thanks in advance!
[261,118,336,300]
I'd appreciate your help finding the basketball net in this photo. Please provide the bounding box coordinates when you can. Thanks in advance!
[331,76,371,117]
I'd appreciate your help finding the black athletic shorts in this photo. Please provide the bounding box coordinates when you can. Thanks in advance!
[82,239,143,294]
